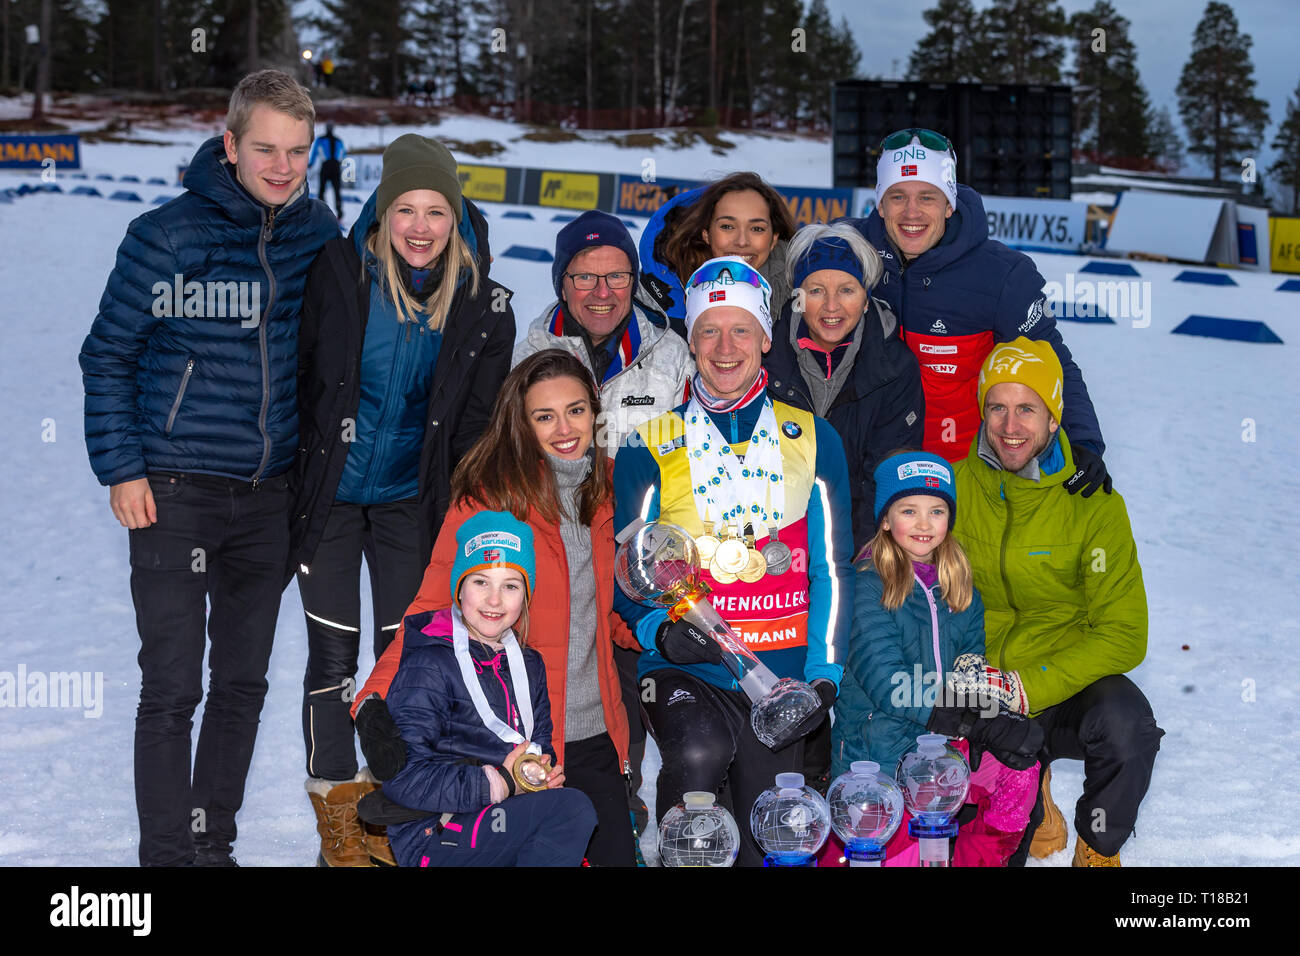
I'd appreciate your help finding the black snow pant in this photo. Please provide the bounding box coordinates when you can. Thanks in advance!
[319,159,343,218]
[296,498,425,782]
[1009,674,1164,864]
[641,668,807,867]
[129,471,291,866]
[563,732,636,866]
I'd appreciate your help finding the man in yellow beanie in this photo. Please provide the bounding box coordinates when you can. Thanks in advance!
[954,337,1162,867]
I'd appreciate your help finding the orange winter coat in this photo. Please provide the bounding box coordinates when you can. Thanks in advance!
[353,476,638,768]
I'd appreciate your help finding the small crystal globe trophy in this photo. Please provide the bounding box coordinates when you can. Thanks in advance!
[615,519,821,749]
[826,760,905,866]
[750,772,832,867]
[658,791,740,867]
[896,733,970,867]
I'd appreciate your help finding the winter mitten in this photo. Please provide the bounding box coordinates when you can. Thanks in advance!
[763,679,838,752]
[926,706,1043,771]
[655,617,724,666]
[948,653,1030,715]
[1063,444,1113,497]
[355,696,408,781]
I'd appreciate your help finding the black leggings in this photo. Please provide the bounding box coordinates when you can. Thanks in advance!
[641,668,807,867]
[297,499,425,781]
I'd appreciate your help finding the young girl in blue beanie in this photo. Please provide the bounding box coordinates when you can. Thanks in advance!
[378,510,596,866]
[828,451,1041,866]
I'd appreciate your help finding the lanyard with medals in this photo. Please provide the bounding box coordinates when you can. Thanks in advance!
[684,395,792,580]
[450,606,549,792]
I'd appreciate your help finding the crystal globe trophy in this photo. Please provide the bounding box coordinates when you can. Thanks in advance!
[826,760,905,866]
[615,519,821,749]
[750,772,831,867]
[658,791,740,867]
[895,733,970,867]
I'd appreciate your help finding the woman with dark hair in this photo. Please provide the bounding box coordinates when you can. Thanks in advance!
[289,134,515,866]
[350,349,641,866]
[639,171,797,338]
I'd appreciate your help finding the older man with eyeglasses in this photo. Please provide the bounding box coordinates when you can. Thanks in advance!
[514,210,693,457]
[846,129,1111,498]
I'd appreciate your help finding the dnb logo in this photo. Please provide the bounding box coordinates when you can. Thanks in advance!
[892,146,927,163]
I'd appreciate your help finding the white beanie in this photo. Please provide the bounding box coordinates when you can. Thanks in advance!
[684,255,773,341]
[875,137,958,209]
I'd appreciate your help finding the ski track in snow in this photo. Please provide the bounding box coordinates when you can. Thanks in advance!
[2,123,1297,866]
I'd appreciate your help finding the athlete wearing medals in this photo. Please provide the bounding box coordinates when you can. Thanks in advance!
[613,256,854,866]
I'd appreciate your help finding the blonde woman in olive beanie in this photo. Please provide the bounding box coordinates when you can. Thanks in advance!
[289,133,516,865]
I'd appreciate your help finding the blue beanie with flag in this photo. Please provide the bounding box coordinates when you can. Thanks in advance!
[451,511,537,605]
[873,452,958,528]
[551,210,640,299]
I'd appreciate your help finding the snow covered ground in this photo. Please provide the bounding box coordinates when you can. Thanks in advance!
[1,117,1297,866]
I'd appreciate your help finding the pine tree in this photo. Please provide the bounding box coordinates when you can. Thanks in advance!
[1068,1,1151,167]
[982,0,1067,84]
[1176,1,1269,184]
[1268,77,1300,214]
[1146,104,1184,174]
[908,0,986,82]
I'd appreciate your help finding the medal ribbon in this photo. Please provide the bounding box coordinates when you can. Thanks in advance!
[451,605,542,755]
[684,395,785,537]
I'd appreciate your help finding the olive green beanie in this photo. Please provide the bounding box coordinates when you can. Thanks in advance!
[376,134,463,221]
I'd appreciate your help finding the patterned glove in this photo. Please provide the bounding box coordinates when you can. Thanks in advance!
[948,653,1030,716]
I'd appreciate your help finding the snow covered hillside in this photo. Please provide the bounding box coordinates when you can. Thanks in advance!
[1,116,1296,866]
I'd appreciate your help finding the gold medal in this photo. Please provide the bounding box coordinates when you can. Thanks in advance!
[512,752,550,793]
[738,546,767,583]
[712,538,749,575]
[710,565,739,585]
[694,523,721,567]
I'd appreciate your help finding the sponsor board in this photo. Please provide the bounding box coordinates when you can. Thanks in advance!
[0,133,81,168]
[983,196,1086,251]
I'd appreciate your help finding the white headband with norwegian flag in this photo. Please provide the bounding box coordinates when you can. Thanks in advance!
[875,138,958,210]
[683,255,773,341]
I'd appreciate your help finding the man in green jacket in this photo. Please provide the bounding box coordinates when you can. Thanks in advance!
[953,337,1162,867]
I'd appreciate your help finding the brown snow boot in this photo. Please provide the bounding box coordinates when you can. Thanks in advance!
[1072,836,1122,867]
[353,768,397,867]
[1028,765,1069,858]
[307,778,374,867]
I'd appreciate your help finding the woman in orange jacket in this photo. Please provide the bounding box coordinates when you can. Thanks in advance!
[352,349,640,866]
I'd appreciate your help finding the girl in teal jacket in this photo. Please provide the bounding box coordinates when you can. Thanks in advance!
[830,451,1039,866]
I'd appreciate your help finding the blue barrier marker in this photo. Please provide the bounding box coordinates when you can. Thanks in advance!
[1174,270,1237,286]
[40,183,63,193]
[0,191,11,204]
[95,173,114,181]
[109,190,143,202]
[1276,279,1300,293]
[1172,315,1282,344]
[119,175,140,182]
[551,214,577,223]
[152,195,175,204]
[622,219,640,229]
[1080,261,1140,277]
[503,210,535,220]
[68,172,87,179]
[71,185,102,197]
[1049,302,1114,324]
[501,245,553,262]
[344,194,363,204]
[148,177,168,185]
